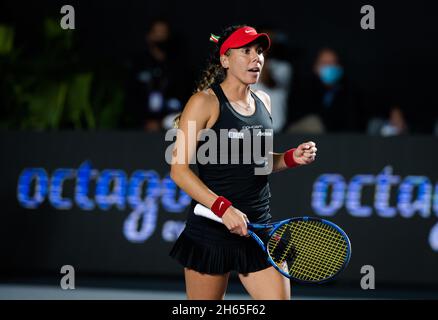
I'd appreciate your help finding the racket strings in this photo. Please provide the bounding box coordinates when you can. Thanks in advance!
[276,225,342,281]
[267,227,292,259]
[289,222,346,280]
[267,220,348,282]
[293,222,347,281]
[291,223,346,281]
[293,223,345,267]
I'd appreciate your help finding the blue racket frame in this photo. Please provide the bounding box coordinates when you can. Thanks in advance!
[247,216,352,284]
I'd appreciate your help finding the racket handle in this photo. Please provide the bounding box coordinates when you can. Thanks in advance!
[194,204,224,224]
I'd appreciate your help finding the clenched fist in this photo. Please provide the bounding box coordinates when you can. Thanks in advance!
[293,141,317,165]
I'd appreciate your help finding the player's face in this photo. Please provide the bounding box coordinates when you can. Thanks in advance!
[223,44,265,84]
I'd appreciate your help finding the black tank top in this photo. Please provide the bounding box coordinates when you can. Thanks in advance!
[186,83,274,226]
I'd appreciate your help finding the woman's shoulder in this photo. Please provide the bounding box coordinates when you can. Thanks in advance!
[188,89,217,106]
[183,88,219,118]
[252,89,272,113]
[252,89,270,103]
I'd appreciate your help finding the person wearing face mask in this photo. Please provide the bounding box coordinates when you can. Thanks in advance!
[288,47,363,133]
[123,18,192,131]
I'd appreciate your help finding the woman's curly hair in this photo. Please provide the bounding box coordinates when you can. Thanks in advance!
[173,25,246,128]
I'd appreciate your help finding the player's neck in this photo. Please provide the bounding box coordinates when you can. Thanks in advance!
[220,78,251,102]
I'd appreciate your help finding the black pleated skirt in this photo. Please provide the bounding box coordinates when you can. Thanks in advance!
[169,220,271,275]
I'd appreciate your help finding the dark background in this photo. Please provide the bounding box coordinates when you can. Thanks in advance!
[1,132,438,294]
[1,0,438,299]
[1,0,438,132]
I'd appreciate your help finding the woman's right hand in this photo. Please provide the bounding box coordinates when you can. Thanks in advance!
[222,207,249,236]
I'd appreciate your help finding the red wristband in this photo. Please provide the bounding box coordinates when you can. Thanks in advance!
[211,196,232,217]
[284,148,300,168]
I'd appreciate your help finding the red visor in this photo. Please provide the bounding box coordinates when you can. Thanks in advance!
[220,26,271,56]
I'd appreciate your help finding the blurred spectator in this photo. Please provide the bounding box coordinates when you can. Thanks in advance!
[368,105,409,136]
[123,18,191,131]
[252,28,294,133]
[287,47,363,133]
[381,106,409,136]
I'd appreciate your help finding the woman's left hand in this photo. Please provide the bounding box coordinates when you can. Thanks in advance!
[293,141,317,165]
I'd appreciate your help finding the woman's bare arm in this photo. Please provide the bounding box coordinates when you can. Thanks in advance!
[170,92,218,206]
[170,91,249,236]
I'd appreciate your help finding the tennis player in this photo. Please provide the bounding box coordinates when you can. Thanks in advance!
[169,25,317,300]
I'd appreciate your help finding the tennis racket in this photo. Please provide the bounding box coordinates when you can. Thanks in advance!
[194,204,351,284]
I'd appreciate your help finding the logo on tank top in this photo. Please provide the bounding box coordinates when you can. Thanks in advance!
[256,131,272,137]
[165,121,274,175]
[242,125,263,130]
[228,131,245,139]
